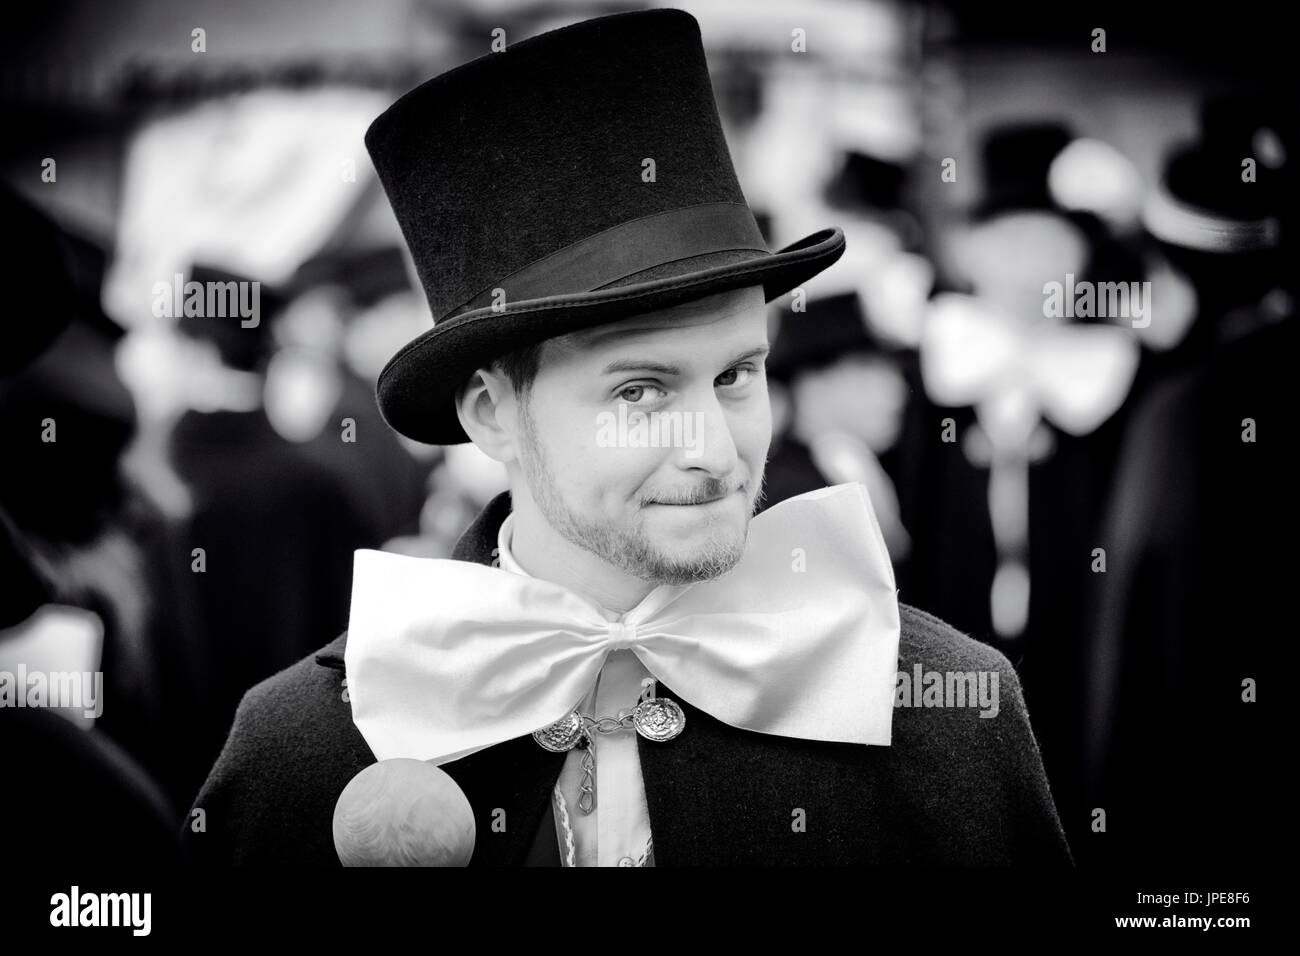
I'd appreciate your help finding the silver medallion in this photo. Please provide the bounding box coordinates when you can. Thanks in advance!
[633,696,686,742]
[532,710,585,752]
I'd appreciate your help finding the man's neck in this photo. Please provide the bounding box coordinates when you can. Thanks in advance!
[507,501,657,617]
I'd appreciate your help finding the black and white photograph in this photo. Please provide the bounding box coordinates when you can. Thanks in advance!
[0,0,1284,937]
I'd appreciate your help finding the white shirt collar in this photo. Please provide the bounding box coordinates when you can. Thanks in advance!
[493,510,692,624]
[495,511,529,577]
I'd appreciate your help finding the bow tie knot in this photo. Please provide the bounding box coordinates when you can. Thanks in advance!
[605,620,638,650]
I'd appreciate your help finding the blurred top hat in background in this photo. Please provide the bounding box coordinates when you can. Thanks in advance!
[1142,92,1295,324]
[1143,92,1291,256]
[823,150,909,215]
[0,188,77,377]
[176,265,286,373]
[974,121,1074,221]
[767,291,886,385]
[0,191,135,543]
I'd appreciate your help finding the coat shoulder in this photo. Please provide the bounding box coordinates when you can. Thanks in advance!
[183,632,374,866]
[897,601,1014,674]
[239,634,351,725]
[892,600,1030,736]
[891,601,1073,865]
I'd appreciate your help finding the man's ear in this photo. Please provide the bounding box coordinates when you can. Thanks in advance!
[455,364,520,464]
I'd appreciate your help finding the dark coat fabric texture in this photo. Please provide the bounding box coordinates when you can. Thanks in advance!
[183,491,1073,866]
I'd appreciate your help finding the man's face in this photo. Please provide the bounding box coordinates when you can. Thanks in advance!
[508,285,771,585]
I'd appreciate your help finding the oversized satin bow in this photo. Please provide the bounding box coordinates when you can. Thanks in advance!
[344,482,901,766]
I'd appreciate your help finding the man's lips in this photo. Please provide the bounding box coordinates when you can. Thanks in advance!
[649,489,739,506]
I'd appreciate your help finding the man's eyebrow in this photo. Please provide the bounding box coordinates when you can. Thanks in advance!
[599,344,770,377]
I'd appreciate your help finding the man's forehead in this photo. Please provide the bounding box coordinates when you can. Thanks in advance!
[563,286,767,352]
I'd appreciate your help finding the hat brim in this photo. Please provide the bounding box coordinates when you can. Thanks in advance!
[377,226,845,444]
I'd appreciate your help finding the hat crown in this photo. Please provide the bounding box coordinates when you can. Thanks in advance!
[363,9,847,445]
[365,9,758,324]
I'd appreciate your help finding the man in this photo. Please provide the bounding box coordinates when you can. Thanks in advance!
[1,188,182,866]
[184,8,1070,866]
[1083,95,1290,867]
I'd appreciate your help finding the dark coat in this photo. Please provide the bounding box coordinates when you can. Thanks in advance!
[182,491,1072,866]
[1084,317,1290,867]
[167,400,428,807]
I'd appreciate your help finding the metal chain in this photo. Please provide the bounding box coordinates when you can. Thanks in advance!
[582,710,636,734]
[576,677,656,734]
[577,730,596,814]
[572,678,656,814]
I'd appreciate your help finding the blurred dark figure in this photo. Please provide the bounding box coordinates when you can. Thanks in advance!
[762,291,914,578]
[282,248,434,543]
[0,191,201,778]
[907,121,1145,855]
[167,263,427,806]
[0,188,181,864]
[1084,94,1293,867]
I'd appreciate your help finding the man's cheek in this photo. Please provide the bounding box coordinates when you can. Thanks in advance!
[737,410,773,469]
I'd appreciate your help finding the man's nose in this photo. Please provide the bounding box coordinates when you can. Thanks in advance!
[679,391,739,477]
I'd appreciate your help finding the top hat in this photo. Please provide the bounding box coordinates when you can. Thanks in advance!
[974,121,1073,220]
[767,291,884,384]
[823,151,908,214]
[178,265,285,373]
[365,8,845,444]
[1142,93,1291,256]
[1,187,76,376]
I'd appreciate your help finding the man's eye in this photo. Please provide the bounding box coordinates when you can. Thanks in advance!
[618,384,662,404]
[717,366,754,387]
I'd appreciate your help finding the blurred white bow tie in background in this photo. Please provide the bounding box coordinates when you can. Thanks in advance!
[921,292,1140,444]
[919,292,1141,638]
[345,482,901,766]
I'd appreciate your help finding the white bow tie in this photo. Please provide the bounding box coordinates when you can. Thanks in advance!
[922,292,1140,437]
[344,482,901,765]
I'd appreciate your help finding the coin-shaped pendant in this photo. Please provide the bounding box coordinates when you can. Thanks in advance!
[633,697,685,742]
[532,710,584,751]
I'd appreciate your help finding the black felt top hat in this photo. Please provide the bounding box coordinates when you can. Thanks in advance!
[364,8,845,444]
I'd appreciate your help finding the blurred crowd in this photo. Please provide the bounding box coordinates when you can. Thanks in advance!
[1,0,1290,869]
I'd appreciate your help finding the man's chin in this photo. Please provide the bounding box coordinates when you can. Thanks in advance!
[636,553,743,585]
[632,528,749,584]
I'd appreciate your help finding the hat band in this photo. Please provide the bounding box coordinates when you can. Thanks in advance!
[1142,186,1280,253]
[443,201,769,320]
